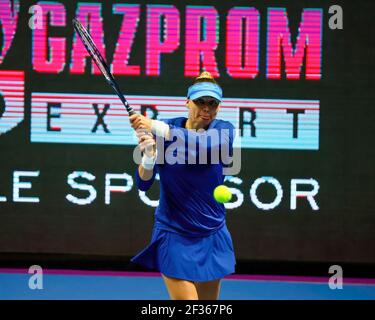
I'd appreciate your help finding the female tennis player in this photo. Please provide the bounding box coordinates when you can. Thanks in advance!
[129,72,236,300]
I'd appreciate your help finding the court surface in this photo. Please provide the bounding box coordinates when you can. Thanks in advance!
[0,269,374,300]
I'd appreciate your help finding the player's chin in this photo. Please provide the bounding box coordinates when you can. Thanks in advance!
[199,115,211,122]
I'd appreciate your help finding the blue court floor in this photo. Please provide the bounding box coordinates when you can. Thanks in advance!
[1,269,374,300]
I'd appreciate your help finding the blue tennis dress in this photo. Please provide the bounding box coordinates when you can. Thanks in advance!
[131,117,236,282]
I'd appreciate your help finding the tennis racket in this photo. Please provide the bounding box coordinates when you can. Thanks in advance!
[72,18,135,116]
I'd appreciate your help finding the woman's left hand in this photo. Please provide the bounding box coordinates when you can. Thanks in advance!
[129,114,152,132]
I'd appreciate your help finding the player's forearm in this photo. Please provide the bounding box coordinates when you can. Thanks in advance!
[138,164,154,181]
[135,164,156,192]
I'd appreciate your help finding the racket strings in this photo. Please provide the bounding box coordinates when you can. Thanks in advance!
[73,19,110,79]
[72,19,135,116]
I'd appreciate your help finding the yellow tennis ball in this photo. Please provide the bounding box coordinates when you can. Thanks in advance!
[213,185,232,203]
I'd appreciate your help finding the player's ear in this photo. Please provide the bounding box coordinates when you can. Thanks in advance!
[186,99,190,109]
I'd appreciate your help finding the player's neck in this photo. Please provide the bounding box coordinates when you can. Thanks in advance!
[186,118,208,131]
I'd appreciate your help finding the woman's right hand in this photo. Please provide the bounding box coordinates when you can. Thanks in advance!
[130,114,153,132]
[136,129,156,157]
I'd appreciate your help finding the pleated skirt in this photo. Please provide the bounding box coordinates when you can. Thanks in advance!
[131,224,236,282]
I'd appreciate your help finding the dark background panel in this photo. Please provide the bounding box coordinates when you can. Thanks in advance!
[0,0,374,275]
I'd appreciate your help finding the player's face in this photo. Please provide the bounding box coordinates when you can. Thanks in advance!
[187,97,220,127]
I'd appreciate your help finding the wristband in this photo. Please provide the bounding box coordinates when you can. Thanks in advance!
[151,120,170,138]
[141,150,157,170]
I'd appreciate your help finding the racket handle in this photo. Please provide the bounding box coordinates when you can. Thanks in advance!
[123,100,135,116]
[111,82,136,116]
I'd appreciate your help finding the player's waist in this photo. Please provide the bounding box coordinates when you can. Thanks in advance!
[154,216,225,237]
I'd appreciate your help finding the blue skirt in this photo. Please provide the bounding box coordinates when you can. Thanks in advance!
[131,224,236,282]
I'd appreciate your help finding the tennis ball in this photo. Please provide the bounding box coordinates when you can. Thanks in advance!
[213,185,232,203]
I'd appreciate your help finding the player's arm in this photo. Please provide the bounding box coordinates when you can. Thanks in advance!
[129,114,233,150]
[162,121,234,167]
[136,164,156,191]
[133,127,157,191]
[130,114,170,140]
[152,119,234,156]
[138,164,154,181]
[129,114,234,162]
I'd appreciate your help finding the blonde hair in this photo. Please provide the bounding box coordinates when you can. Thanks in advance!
[193,71,220,86]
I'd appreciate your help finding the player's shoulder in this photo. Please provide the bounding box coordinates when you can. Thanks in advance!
[160,117,187,127]
[212,119,235,130]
